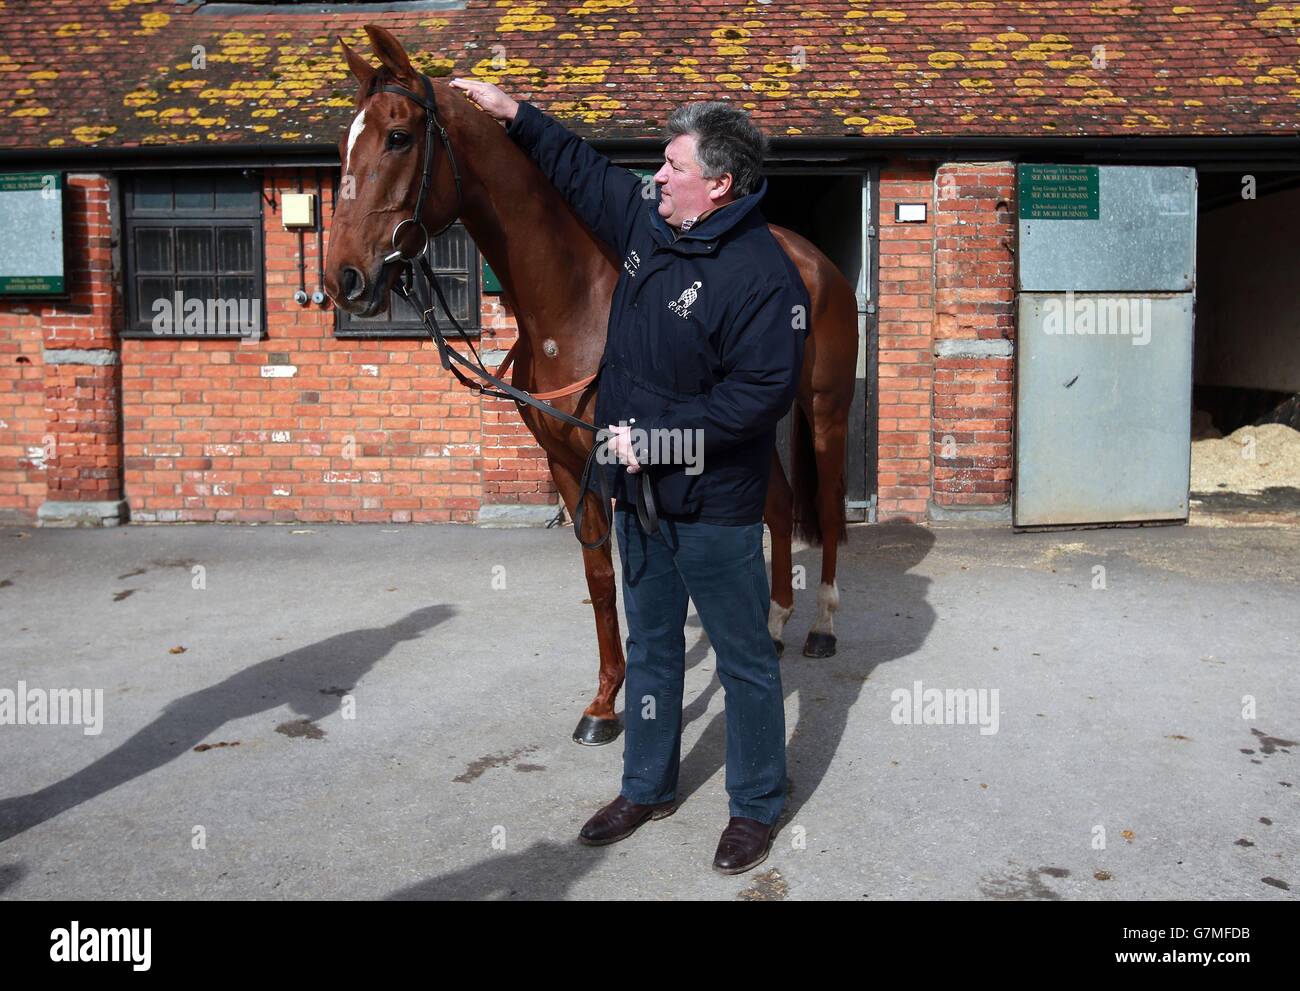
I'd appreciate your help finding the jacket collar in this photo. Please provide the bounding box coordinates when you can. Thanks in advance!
[649,175,768,252]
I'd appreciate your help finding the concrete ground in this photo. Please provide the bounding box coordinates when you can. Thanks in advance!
[0,516,1296,901]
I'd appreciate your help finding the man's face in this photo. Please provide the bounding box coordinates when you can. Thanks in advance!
[654,133,732,227]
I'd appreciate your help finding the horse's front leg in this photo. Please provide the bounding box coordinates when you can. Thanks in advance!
[547,454,625,746]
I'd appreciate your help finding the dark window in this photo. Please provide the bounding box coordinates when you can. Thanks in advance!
[335,223,481,338]
[121,172,265,339]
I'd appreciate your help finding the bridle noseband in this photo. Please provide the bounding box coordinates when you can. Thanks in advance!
[358,71,660,547]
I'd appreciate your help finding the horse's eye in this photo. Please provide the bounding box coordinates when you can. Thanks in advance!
[387,131,410,149]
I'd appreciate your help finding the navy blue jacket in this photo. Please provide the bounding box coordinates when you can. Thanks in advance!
[506,100,810,525]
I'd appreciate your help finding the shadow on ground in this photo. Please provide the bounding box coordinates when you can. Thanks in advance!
[0,605,455,845]
[388,523,935,899]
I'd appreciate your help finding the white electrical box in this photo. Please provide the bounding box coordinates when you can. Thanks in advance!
[281,193,315,228]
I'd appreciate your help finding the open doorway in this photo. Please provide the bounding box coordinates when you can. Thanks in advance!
[763,170,875,522]
[1191,170,1300,517]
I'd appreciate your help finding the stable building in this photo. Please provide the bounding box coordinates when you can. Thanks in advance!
[1,0,1297,528]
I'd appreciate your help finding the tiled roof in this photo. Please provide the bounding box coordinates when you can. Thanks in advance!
[0,0,1297,152]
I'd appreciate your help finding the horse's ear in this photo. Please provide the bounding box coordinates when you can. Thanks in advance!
[365,25,416,81]
[338,35,376,89]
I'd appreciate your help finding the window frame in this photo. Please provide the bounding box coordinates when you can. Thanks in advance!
[119,170,267,340]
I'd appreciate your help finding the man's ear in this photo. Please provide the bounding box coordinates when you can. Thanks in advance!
[709,173,734,202]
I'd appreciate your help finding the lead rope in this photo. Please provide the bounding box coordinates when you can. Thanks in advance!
[396,256,660,549]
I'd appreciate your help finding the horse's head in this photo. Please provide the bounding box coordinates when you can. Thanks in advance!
[325,26,461,317]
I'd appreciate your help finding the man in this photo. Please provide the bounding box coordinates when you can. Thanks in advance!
[450,77,810,875]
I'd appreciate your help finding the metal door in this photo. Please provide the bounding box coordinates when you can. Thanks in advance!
[1014,165,1197,528]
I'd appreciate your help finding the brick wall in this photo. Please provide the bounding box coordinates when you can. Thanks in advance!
[0,175,122,522]
[117,168,556,524]
[478,296,561,510]
[0,168,559,525]
[875,161,936,521]
[932,163,1016,510]
[2,163,1022,527]
[0,303,44,522]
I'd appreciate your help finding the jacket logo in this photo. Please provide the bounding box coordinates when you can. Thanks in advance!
[667,280,702,319]
[623,249,641,278]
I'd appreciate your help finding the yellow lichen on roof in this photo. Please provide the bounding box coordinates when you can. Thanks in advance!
[555,60,611,85]
[809,86,861,99]
[568,0,632,12]
[498,4,557,32]
[547,94,621,122]
[123,88,160,107]
[471,56,543,83]
[135,11,170,36]
[842,112,915,134]
[1253,2,1300,28]
[1090,1,1140,14]
[72,124,117,143]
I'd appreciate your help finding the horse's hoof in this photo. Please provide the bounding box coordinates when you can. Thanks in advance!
[572,714,622,746]
[773,639,785,659]
[803,632,837,658]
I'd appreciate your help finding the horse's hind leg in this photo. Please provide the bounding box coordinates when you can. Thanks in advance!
[804,402,849,659]
[548,455,625,746]
[764,448,795,658]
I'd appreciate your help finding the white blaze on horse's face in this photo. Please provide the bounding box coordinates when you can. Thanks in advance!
[345,108,367,176]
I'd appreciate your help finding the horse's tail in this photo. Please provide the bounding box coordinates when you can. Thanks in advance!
[789,402,847,547]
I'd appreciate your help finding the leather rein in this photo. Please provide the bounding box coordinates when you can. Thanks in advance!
[365,71,659,548]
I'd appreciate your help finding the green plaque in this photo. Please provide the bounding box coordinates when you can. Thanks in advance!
[482,257,501,294]
[1018,164,1099,220]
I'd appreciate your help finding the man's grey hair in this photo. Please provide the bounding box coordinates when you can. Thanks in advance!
[663,101,770,199]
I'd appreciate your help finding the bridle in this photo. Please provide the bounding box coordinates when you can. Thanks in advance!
[360,71,660,548]
[372,73,462,268]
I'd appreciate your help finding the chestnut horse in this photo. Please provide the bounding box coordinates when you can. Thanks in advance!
[324,26,859,746]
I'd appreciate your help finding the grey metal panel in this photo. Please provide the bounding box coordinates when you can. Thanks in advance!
[1018,166,1197,292]
[1014,293,1193,527]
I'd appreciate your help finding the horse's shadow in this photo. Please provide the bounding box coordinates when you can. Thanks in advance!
[391,523,935,899]
[0,604,455,846]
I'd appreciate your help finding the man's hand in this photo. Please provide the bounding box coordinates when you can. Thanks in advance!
[449,78,519,125]
[607,424,641,474]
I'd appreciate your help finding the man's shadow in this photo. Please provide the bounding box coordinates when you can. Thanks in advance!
[677,523,936,824]
[388,523,934,899]
[0,604,454,845]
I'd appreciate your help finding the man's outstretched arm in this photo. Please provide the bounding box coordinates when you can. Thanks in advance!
[450,78,646,255]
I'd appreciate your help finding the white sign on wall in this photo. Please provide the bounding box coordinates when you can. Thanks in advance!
[0,171,66,296]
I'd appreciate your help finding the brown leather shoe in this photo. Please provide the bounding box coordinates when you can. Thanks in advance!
[712,816,777,874]
[578,794,676,846]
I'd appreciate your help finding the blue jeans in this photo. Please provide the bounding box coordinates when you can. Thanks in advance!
[614,505,787,825]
